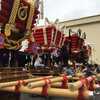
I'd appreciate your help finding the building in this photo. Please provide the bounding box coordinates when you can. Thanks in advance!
[59,14,100,64]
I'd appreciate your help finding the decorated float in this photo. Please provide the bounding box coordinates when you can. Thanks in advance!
[0,0,100,100]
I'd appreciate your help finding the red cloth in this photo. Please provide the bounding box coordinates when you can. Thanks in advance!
[61,75,68,88]
[88,77,95,91]
[15,81,21,93]
[77,86,85,100]
[15,80,26,92]
[41,78,51,96]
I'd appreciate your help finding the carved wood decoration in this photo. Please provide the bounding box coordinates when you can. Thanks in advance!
[0,0,40,50]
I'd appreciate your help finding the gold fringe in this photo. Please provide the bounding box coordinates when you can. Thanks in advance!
[5,0,20,37]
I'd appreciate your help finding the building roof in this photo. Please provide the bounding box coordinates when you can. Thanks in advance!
[59,14,100,27]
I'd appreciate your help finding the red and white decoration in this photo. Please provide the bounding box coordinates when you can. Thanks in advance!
[31,25,64,50]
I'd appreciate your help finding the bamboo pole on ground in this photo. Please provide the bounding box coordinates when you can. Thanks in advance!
[27,75,91,89]
[0,76,53,88]
[0,75,99,89]
[50,75,100,89]
[27,76,72,88]
[0,75,79,89]
[0,86,93,99]
[68,76,96,90]
[51,82,72,88]
[0,75,75,89]
[51,82,100,90]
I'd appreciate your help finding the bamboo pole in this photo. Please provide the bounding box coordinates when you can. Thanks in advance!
[48,75,100,90]
[0,86,92,99]
[68,76,96,90]
[51,82,72,88]
[0,76,53,88]
[27,76,72,88]
[0,75,76,88]
[0,75,99,90]
[51,82,100,90]
[27,77,63,88]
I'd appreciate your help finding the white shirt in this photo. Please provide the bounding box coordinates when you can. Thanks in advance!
[19,39,29,52]
[34,56,44,67]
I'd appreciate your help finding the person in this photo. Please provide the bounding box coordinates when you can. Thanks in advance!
[19,39,29,52]
[60,42,70,67]
[63,65,75,76]
[76,64,85,73]
[83,64,96,77]
[34,54,44,68]
[94,64,100,73]
[51,48,60,66]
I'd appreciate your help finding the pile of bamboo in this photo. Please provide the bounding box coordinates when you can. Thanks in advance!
[0,74,100,100]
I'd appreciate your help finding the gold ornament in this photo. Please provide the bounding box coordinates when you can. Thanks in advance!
[18,6,28,21]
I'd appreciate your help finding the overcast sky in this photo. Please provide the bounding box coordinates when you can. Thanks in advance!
[43,0,100,22]
[1,0,100,24]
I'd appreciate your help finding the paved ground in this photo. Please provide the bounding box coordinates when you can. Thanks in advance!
[20,93,97,100]
[0,90,100,100]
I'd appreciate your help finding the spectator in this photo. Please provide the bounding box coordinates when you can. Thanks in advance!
[65,65,75,76]
[34,54,44,68]
[83,64,96,77]
[94,64,100,73]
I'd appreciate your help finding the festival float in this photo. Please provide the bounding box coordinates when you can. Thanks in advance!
[0,0,100,100]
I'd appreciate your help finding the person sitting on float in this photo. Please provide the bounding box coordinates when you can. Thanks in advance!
[83,64,96,77]
[34,54,45,68]
[94,63,100,73]
[63,61,75,76]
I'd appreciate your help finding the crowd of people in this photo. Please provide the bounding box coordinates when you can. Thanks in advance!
[63,63,100,77]
[0,39,99,77]
[31,46,100,77]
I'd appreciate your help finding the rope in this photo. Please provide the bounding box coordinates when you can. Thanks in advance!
[88,77,95,91]
[77,86,85,100]
[41,78,51,96]
[61,75,68,88]
[15,80,26,93]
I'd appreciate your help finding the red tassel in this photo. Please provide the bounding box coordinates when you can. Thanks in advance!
[80,77,90,89]
[21,80,26,85]
[88,77,95,91]
[61,75,68,88]
[89,80,94,91]
[15,81,21,93]
[15,80,26,92]
[41,78,51,96]
[84,78,89,89]
[77,86,85,100]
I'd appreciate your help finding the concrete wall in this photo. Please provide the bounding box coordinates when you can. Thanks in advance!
[59,15,100,64]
